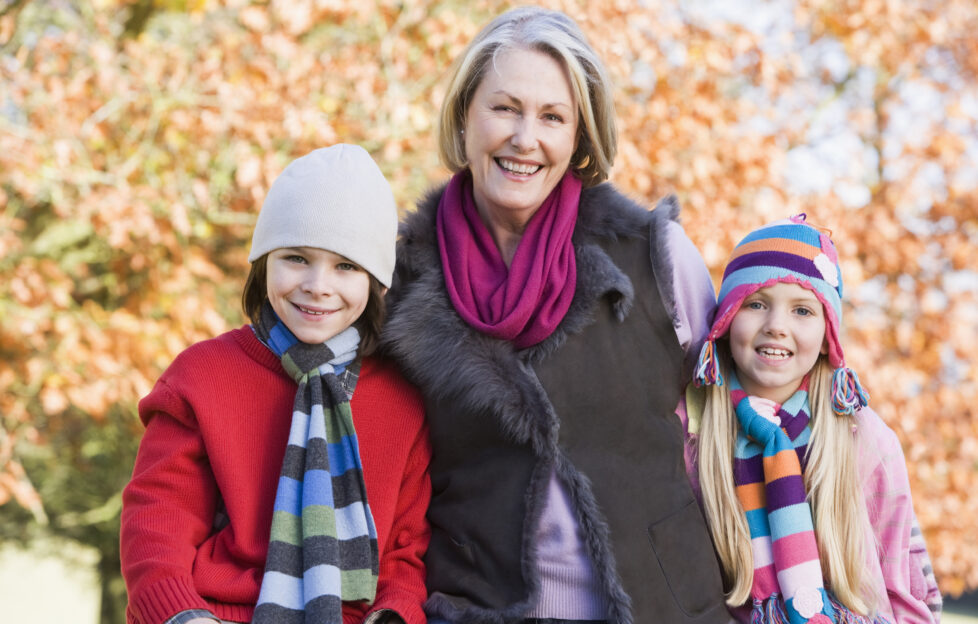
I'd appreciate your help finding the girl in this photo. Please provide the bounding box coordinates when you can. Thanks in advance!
[686,215,942,624]
[120,144,431,624]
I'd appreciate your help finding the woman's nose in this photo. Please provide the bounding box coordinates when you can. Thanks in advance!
[510,117,537,153]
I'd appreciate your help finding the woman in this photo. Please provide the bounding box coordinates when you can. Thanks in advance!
[382,7,729,624]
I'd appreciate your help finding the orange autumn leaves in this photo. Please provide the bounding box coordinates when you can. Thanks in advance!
[1,0,975,595]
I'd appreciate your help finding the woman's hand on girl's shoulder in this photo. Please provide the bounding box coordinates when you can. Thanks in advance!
[166,617,221,624]
[364,609,406,624]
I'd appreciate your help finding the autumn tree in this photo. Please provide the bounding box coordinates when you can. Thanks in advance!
[1,0,975,621]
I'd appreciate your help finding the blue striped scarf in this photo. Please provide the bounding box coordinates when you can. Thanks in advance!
[253,303,379,623]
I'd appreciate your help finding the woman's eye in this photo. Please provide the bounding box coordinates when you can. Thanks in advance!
[285,255,307,264]
[337,262,360,271]
[544,113,563,122]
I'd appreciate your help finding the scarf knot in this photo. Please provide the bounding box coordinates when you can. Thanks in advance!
[252,302,378,623]
[276,328,360,387]
[436,169,581,348]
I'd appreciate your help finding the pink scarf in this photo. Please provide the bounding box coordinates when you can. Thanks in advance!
[436,169,581,349]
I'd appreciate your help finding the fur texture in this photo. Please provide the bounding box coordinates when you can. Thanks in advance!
[382,182,683,623]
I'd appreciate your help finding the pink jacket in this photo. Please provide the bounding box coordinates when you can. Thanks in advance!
[678,395,941,623]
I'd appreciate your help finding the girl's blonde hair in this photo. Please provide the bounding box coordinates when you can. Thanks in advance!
[437,6,617,187]
[697,351,880,614]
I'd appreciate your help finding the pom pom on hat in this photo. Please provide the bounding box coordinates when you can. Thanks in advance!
[694,214,868,415]
[248,144,398,287]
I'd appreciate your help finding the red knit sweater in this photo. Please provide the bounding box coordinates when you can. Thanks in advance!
[120,327,431,624]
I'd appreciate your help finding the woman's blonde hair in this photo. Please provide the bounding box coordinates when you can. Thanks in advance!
[697,351,880,614]
[437,6,617,187]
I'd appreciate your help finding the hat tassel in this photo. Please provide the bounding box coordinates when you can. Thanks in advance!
[695,339,723,387]
[832,367,869,416]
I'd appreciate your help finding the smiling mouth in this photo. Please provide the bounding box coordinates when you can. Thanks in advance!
[496,158,542,176]
[295,304,329,316]
[757,347,792,360]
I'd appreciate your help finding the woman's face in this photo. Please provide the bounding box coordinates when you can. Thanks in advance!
[463,47,578,228]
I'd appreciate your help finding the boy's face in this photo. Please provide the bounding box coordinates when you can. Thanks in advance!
[265,247,370,345]
[727,281,828,404]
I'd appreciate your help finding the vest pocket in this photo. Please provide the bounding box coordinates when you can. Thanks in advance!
[426,527,477,590]
[646,499,726,618]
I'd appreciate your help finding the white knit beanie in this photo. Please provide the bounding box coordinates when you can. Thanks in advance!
[248,144,398,287]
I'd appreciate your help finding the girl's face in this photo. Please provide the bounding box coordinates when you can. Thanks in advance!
[463,46,578,229]
[727,281,828,404]
[266,247,370,344]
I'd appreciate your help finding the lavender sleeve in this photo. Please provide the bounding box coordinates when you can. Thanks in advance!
[661,220,717,376]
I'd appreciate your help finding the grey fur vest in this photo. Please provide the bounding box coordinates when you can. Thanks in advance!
[381,182,728,624]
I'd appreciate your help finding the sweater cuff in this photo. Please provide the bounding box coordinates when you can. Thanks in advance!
[368,595,426,624]
[129,576,210,624]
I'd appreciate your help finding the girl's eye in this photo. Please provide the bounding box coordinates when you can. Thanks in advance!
[284,254,307,264]
[745,300,764,310]
[794,307,815,317]
[337,262,360,272]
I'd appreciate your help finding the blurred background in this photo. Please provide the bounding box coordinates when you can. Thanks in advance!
[0,0,975,622]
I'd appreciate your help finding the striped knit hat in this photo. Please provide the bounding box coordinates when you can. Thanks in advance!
[694,214,869,416]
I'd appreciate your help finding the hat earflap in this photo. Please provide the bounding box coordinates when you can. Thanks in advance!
[831,366,869,416]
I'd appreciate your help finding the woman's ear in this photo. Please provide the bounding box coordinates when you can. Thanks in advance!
[820,337,829,355]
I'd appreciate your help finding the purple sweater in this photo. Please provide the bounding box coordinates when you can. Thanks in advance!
[526,221,716,619]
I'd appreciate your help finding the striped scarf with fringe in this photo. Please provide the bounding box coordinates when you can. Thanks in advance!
[252,302,379,623]
[732,373,889,624]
